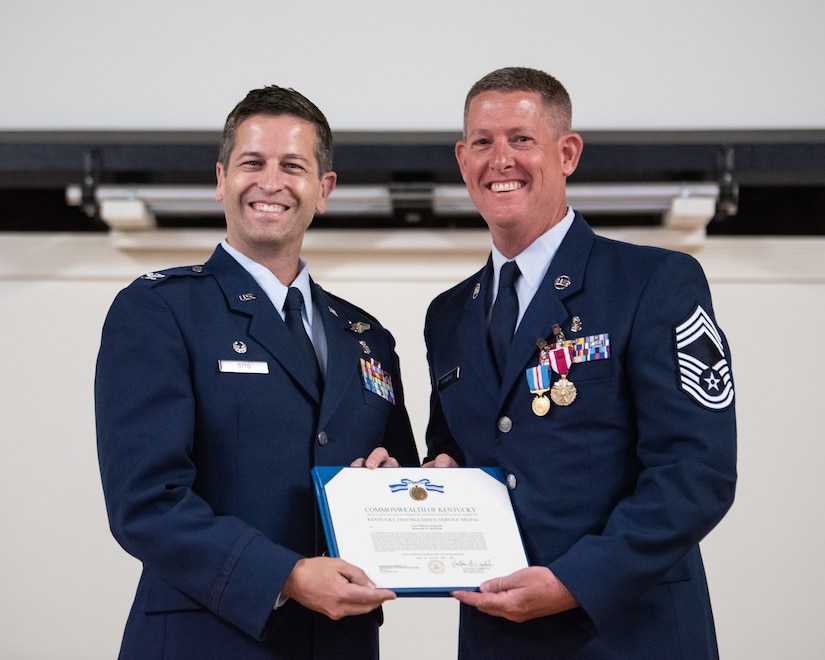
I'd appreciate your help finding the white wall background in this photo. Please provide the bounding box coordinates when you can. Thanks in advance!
[1,231,824,659]
[2,1,825,658]
[1,0,823,131]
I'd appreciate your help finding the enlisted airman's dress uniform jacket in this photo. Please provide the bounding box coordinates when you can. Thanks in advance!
[96,245,419,659]
[424,213,737,659]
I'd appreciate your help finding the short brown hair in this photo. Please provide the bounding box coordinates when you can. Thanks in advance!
[463,67,573,137]
[218,85,333,177]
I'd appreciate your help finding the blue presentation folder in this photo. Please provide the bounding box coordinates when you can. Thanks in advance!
[311,466,528,596]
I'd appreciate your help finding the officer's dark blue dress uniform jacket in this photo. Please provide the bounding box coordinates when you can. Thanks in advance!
[96,245,419,659]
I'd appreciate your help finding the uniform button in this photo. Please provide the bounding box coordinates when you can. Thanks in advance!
[497,416,513,433]
[506,473,517,490]
[317,431,328,446]
[192,265,203,272]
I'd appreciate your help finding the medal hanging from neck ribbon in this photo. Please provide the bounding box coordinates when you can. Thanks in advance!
[547,345,577,406]
[525,363,552,416]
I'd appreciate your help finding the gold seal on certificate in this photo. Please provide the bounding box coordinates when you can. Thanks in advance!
[428,559,445,574]
[311,467,529,595]
[409,485,427,501]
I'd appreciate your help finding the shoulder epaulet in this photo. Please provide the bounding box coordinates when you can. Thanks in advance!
[136,264,207,285]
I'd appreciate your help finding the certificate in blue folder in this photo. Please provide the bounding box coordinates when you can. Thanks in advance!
[311,466,529,595]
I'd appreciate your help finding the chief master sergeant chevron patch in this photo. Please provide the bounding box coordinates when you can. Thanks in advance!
[674,305,734,410]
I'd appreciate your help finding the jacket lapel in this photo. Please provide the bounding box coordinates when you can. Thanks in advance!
[208,246,321,402]
[450,259,502,405]
[500,214,596,396]
[314,286,369,428]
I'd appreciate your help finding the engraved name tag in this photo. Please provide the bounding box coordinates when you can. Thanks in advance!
[218,360,269,374]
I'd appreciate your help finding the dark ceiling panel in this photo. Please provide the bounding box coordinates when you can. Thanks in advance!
[2,129,824,234]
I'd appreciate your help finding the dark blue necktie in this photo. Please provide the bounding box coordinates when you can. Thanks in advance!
[284,287,322,390]
[489,261,520,377]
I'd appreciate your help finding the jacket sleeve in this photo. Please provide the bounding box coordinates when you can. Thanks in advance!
[95,281,300,641]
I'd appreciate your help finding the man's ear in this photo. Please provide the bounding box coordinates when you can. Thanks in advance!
[314,171,338,214]
[560,133,584,178]
[215,162,225,201]
[455,141,469,184]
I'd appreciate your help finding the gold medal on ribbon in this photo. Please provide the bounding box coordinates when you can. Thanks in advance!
[550,375,577,406]
[548,345,577,407]
[525,363,552,417]
[532,393,551,416]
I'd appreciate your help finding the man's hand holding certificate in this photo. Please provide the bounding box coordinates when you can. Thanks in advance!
[312,467,529,595]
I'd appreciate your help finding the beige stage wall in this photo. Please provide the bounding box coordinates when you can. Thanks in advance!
[1,230,824,659]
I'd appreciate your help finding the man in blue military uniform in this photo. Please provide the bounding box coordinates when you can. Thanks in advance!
[96,85,419,659]
[424,67,736,658]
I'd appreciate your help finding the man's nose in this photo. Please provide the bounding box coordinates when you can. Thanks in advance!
[258,164,283,191]
[491,141,514,170]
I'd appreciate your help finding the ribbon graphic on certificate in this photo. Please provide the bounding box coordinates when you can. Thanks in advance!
[388,478,444,500]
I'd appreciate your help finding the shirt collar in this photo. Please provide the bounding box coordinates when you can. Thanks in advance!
[490,206,575,289]
[221,240,315,325]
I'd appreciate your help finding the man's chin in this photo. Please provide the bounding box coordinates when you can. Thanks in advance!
[482,211,524,230]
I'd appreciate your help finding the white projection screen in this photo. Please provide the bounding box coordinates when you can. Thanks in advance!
[1,0,822,133]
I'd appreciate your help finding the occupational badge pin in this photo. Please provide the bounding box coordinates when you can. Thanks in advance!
[571,316,582,333]
[349,321,371,334]
[233,341,248,354]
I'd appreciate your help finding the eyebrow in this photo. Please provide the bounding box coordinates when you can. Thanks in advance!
[235,150,312,164]
[283,153,312,165]
[471,125,533,134]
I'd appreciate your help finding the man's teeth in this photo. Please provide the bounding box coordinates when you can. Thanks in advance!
[254,202,284,212]
[490,182,524,192]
